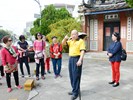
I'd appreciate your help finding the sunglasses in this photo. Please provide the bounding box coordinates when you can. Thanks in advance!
[8,39,12,42]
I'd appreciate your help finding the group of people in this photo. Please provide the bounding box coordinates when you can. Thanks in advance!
[0,32,63,92]
[33,33,63,80]
[0,29,123,100]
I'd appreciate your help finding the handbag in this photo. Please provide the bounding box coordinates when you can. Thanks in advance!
[5,63,18,73]
[121,48,127,61]
[34,40,44,59]
[35,51,44,59]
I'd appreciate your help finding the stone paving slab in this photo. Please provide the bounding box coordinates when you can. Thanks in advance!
[0,53,133,100]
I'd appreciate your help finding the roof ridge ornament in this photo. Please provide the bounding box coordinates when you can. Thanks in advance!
[82,0,94,8]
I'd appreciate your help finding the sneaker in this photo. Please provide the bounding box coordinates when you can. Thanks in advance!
[58,75,62,78]
[7,88,12,92]
[21,75,24,78]
[54,75,58,79]
[41,76,45,80]
[28,74,31,77]
[36,77,39,80]
[47,70,51,74]
[15,85,22,89]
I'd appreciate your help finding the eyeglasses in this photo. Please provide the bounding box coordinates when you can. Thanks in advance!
[8,40,12,42]
[37,35,41,36]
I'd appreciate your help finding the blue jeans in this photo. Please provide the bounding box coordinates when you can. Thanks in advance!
[52,58,62,76]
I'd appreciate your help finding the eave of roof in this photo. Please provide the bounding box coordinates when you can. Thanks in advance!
[84,8,133,15]
[78,1,133,15]
[87,2,128,11]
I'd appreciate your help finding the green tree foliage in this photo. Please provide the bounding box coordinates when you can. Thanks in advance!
[30,19,41,36]
[0,29,10,42]
[46,18,81,52]
[30,5,72,36]
[125,0,133,7]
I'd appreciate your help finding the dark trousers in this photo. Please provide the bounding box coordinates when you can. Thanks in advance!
[52,58,62,75]
[69,56,82,96]
[0,65,4,76]
[19,56,30,75]
[36,58,45,77]
[6,71,19,88]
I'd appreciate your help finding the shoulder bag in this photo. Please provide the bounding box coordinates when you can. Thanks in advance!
[35,40,44,59]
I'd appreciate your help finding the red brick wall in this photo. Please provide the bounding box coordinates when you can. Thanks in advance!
[86,16,90,51]
[119,12,127,49]
[84,16,90,51]
[98,14,104,51]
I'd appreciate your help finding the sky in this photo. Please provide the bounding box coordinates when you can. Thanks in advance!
[0,0,83,35]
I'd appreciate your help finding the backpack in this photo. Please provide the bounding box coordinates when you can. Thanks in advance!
[121,49,127,61]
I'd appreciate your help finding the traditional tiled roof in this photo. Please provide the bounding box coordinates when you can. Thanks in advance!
[78,1,131,14]
[87,1,128,12]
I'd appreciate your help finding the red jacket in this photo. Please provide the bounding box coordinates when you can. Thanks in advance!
[50,43,62,59]
[1,46,19,73]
